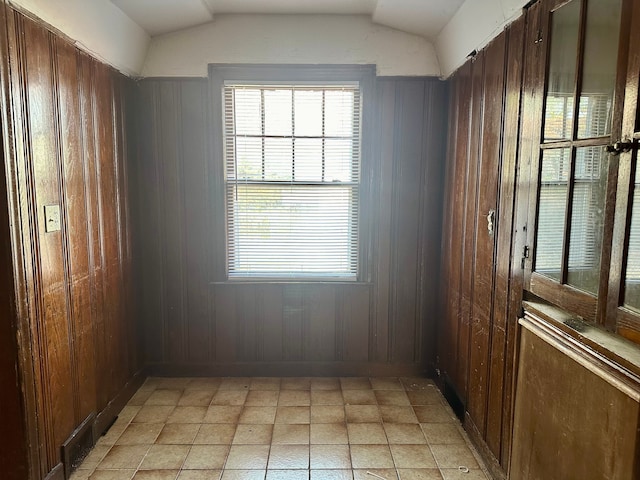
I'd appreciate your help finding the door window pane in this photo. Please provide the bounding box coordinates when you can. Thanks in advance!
[567,147,608,294]
[535,148,571,280]
[543,0,581,142]
[577,0,622,138]
[624,159,640,311]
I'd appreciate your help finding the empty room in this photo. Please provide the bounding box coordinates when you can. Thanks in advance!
[1,0,639,479]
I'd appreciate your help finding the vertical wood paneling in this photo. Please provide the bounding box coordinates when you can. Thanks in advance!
[137,77,447,375]
[468,33,507,439]
[2,7,140,476]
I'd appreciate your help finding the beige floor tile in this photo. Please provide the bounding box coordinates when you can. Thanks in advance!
[89,471,136,480]
[139,445,190,470]
[97,445,150,469]
[352,469,398,480]
[370,378,404,391]
[145,390,183,406]
[178,390,215,406]
[78,445,110,470]
[275,406,310,424]
[429,445,479,470]
[374,391,410,406]
[349,445,394,469]
[166,406,207,424]
[278,390,311,406]
[128,388,156,406]
[218,378,251,390]
[211,390,248,406]
[341,390,376,406]
[311,391,344,406]
[246,390,280,406]
[310,470,353,480]
[193,424,236,444]
[182,445,230,469]
[311,406,345,424]
[232,424,273,444]
[281,378,312,390]
[186,378,221,390]
[133,470,178,480]
[310,378,340,391]
[98,423,128,446]
[268,445,309,469]
[439,469,487,480]
[345,405,380,423]
[400,378,436,390]
[176,470,222,480]
[203,406,243,424]
[272,424,310,444]
[310,423,348,444]
[310,445,352,469]
[251,377,282,390]
[220,470,265,480]
[379,406,418,424]
[133,406,175,424]
[155,378,193,389]
[339,378,371,390]
[118,406,142,423]
[384,423,427,444]
[397,469,443,480]
[225,445,270,469]
[156,424,200,444]
[69,471,90,480]
[266,470,309,480]
[346,423,387,444]
[116,424,163,445]
[413,406,455,424]
[406,390,442,406]
[420,424,465,445]
[390,445,437,469]
[239,406,277,424]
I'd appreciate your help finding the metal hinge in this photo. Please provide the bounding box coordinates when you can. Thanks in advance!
[534,30,543,44]
[521,245,530,269]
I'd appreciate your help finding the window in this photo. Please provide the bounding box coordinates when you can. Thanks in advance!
[210,65,374,282]
[524,0,640,342]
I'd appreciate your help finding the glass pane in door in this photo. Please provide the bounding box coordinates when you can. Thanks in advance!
[567,147,608,294]
[624,158,640,311]
[535,148,571,280]
[577,0,622,138]
[543,0,581,142]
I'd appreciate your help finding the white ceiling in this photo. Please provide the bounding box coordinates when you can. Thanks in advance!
[110,0,466,38]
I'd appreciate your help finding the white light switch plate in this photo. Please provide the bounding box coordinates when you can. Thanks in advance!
[44,205,61,232]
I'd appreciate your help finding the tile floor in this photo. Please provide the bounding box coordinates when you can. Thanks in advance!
[71,377,491,480]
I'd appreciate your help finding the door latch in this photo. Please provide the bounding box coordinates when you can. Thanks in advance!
[487,209,496,236]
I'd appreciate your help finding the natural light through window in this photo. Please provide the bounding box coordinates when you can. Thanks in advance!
[223,83,361,280]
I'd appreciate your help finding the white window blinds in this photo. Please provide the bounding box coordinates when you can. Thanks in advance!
[223,83,361,280]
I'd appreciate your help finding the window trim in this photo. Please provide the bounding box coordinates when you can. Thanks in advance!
[209,64,376,283]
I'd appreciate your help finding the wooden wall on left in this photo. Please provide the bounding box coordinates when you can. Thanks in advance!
[0,4,141,479]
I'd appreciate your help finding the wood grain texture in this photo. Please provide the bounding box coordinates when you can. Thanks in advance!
[1,5,141,477]
[136,77,448,375]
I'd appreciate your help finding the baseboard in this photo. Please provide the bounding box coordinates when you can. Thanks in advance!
[43,463,64,480]
[93,370,146,440]
[61,413,95,479]
[146,362,427,378]
[464,413,507,480]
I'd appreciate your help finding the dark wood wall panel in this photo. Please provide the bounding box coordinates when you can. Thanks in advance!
[137,77,448,375]
[438,16,527,479]
[1,5,141,477]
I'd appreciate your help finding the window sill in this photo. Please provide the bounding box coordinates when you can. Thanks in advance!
[523,300,640,385]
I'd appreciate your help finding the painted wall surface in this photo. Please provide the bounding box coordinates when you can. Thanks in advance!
[142,14,440,77]
[436,0,527,78]
[8,0,149,75]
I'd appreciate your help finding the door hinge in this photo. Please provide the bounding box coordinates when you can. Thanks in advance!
[534,30,543,44]
[521,245,530,269]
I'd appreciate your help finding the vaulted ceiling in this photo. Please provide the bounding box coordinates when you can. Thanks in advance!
[110,0,466,39]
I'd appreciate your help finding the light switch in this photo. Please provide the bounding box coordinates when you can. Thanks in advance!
[44,205,61,233]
